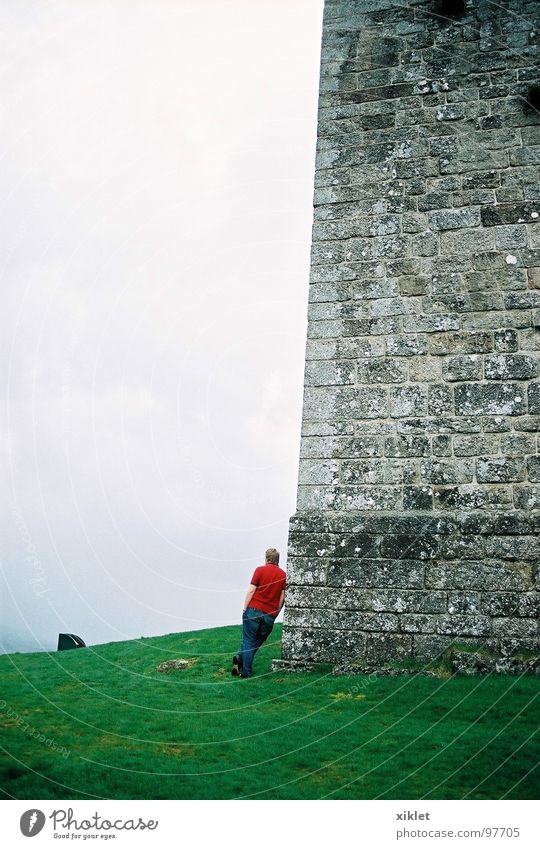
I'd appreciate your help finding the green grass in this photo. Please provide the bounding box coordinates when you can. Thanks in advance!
[1,625,539,800]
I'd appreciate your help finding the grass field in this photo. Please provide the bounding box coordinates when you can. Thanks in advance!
[1,625,539,800]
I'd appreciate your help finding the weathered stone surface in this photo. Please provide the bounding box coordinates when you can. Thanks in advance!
[482,592,540,618]
[379,534,438,560]
[484,354,538,380]
[428,331,493,354]
[282,627,366,662]
[481,202,540,227]
[528,382,540,413]
[401,614,438,633]
[327,558,425,588]
[454,384,526,416]
[436,615,492,637]
[372,589,446,614]
[447,592,482,615]
[385,435,430,457]
[403,485,433,510]
[282,0,540,672]
[476,457,526,483]
[426,561,533,591]
[442,355,482,381]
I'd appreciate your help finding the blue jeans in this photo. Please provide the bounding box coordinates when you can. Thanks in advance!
[239,607,276,678]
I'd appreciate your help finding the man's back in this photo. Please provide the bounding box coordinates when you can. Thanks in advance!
[249,562,286,616]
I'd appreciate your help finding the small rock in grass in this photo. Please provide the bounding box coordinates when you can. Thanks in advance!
[156,659,191,672]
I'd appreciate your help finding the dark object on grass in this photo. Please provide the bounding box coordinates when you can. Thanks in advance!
[231,654,243,677]
[57,633,86,651]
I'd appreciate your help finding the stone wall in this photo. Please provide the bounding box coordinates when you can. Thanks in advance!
[281,0,540,670]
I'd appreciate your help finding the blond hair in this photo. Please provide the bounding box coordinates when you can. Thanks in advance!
[265,548,280,564]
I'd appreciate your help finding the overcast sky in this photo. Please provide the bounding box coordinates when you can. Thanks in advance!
[0,0,324,653]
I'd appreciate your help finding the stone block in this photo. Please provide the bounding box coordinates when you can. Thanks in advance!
[329,485,402,511]
[411,230,439,257]
[513,485,540,510]
[379,534,438,560]
[365,633,413,663]
[440,228,496,254]
[287,557,328,586]
[484,352,537,380]
[326,514,456,536]
[413,634,462,662]
[453,435,499,456]
[282,627,366,662]
[485,535,540,561]
[514,415,540,431]
[384,435,430,457]
[460,512,532,536]
[429,208,481,230]
[390,385,428,417]
[483,416,511,433]
[402,313,460,333]
[341,459,404,485]
[476,457,526,483]
[443,355,483,381]
[409,357,442,382]
[482,593,540,618]
[327,558,425,589]
[426,560,533,592]
[285,607,398,632]
[491,618,539,638]
[386,334,427,356]
[337,436,385,458]
[454,383,526,416]
[481,202,540,226]
[357,358,408,384]
[303,386,389,420]
[494,329,519,353]
[447,592,482,615]
[304,361,356,386]
[420,459,474,485]
[298,460,339,486]
[284,0,540,672]
[438,536,485,560]
[436,615,492,637]
[505,291,540,310]
[400,614,438,633]
[428,331,493,355]
[500,434,536,456]
[528,382,540,413]
[432,435,452,456]
[372,589,446,614]
[427,384,454,416]
[528,457,540,482]
[403,485,433,510]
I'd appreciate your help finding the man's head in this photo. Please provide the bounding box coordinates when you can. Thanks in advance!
[265,547,280,565]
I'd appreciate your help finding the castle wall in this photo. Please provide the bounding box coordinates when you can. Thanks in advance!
[282,0,540,669]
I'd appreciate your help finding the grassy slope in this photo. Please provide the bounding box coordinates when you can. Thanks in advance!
[0,624,539,800]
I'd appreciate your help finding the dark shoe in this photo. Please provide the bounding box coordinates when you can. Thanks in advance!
[231,654,243,677]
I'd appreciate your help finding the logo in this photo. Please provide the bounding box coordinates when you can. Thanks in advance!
[20,810,46,837]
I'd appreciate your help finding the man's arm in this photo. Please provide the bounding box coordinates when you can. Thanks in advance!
[277,589,285,614]
[243,584,257,611]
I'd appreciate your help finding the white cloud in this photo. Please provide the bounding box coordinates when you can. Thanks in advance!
[0,0,323,652]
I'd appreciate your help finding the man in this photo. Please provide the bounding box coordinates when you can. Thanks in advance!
[232,547,286,679]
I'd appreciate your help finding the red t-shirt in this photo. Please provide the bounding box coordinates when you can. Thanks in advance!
[249,562,286,616]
